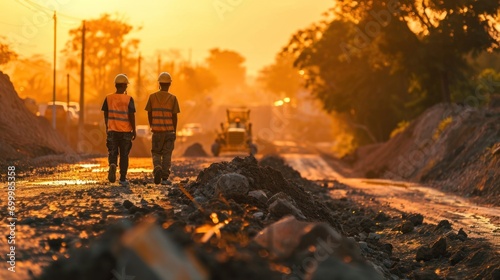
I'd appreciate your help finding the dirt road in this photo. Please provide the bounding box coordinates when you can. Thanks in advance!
[283,153,500,253]
[1,157,227,280]
[2,153,499,279]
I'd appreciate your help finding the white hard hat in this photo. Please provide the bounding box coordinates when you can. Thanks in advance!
[114,74,129,84]
[158,72,172,83]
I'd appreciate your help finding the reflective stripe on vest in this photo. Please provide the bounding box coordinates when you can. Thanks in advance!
[150,93,175,132]
[107,94,132,132]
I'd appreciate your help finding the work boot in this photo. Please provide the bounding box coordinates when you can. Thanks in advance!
[119,180,129,187]
[108,164,117,183]
[153,166,162,185]
[161,179,172,186]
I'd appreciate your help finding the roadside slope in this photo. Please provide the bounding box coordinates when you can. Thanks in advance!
[0,71,73,162]
[352,103,500,205]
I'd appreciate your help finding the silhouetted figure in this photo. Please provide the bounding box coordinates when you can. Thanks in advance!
[101,74,136,187]
[145,72,180,185]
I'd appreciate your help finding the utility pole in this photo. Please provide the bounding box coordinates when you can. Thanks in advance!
[52,11,57,129]
[78,20,86,152]
[157,55,161,74]
[137,52,141,97]
[66,73,70,141]
[66,74,70,108]
[119,47,123,73]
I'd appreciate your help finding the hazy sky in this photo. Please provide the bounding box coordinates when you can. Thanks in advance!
[1,0,332,76]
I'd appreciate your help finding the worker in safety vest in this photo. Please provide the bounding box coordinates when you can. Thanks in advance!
[101,74,136,187]
[145,72,180,185]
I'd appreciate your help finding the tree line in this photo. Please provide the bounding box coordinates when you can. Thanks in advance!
[0,15,250,112]
[1,2,499,149]
[283,0,500,143]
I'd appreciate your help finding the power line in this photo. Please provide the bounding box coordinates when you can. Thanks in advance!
[21,0,51,15]
[11,0,82,29]
[13,0,83,25]
[13,0,38,13]
[22,0,83,21]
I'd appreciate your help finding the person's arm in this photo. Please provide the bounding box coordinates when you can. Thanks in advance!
[173,113,178,131]
[172,97,180,132]
[145,96,153,127]
[129,97,136,140]
[129,113,136,140]
[101,98,109,132]
[104,112,109,131]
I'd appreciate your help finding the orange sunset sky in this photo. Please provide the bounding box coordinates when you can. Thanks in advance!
[1,0,332,76]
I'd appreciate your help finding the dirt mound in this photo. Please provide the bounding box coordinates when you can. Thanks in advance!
[0,71,73,162]
[185,155,339,227]
[183,142,208,157]
[352,103,500,205]
[259,154,303,181]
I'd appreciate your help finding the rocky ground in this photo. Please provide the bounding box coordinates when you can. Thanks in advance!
[2,155,498,280]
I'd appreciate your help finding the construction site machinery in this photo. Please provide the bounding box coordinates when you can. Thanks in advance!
[211,107,257,156]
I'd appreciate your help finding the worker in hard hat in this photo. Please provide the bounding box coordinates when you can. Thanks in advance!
[101,74,137,187]
[145,72,180,185]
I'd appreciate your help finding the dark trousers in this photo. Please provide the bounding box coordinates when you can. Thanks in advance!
[106,131,133,181]
[151,131,176,179]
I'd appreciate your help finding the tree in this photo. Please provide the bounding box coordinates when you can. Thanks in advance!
[0,38,17,66]
[63,14,139,101]
[476,68,500,106]
[8,55,52,102]
[257,52,303,99]
[176,65,218,99]
[285,19,412,142]
[151,49,219,101]
[334,0,500,104]
[206,48,246,89]
[285,0,500,141]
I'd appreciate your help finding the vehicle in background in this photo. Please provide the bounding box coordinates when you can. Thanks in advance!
[41,101,79,126]
[84,104,103,126]
[177,123,203,142]
[66,107,79,126]
[211,107,257,156]
[66,101,80,114]
[43,104,69,127]
[178,123,203,137]
[136,125,152,140]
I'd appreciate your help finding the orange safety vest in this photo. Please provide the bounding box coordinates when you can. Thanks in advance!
[150,92,175,132]
[106,94,133,132]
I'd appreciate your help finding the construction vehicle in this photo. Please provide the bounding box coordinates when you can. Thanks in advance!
[211,107,257,156]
